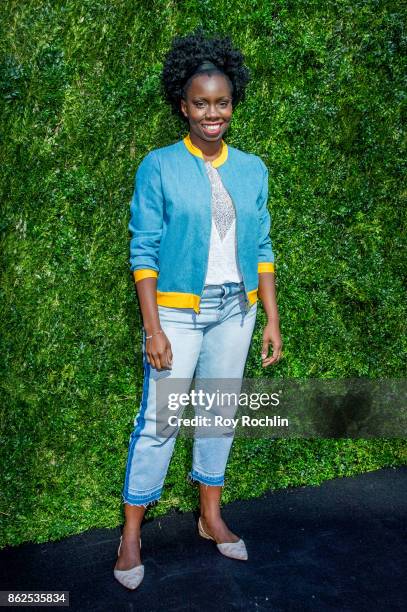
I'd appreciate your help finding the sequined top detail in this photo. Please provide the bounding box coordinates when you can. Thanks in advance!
[203,160,243,285]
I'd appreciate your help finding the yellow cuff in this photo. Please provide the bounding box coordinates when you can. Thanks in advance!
[258,262,275,273]
[133,269,158,283]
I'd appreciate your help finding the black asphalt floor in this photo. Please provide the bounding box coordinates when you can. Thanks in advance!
[1,466,406,611]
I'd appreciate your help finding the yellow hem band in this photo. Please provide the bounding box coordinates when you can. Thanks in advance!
[133,269,158,282]
[134,286,259,313]
[156,291,201,314]
[258,262,275,273]
[247,288,258,306]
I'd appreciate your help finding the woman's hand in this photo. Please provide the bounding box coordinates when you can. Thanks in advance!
[261,320,283,367]
[146,330,173,371]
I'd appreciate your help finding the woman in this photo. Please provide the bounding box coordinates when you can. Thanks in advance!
[114,28,283,590]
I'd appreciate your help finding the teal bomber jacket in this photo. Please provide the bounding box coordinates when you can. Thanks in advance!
[129,132,275,314]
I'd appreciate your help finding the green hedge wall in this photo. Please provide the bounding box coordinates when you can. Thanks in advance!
[1,0,405,547]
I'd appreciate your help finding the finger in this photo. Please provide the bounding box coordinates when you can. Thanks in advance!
[161,350,170,370]
[262,359,277,367]
[167,341,173,364]
[261,342,269,359]
[154,353,162,371]
[162,350,170,370]
[148,344,160,370]
[262,350,282,366]
[262,346,282,360]
[160,351,169,370]
[269,348,282,358]
[148,350,158,370]
[261,346,275,361]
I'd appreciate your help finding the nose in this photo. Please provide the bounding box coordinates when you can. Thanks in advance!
[205,104,220,119]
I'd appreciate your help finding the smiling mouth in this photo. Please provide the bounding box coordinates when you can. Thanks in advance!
[201,123,223,133]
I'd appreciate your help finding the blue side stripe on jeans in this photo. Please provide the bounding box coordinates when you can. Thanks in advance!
[122,331,150,499]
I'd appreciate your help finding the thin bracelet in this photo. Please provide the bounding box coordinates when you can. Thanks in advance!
[146,329,163,340]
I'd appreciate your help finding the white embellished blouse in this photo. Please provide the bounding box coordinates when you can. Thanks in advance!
[203,160,243,285]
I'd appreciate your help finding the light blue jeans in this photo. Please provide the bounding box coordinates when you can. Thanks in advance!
[122,281,258,507]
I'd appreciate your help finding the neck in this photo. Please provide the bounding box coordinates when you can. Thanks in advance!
[188,131,223,161]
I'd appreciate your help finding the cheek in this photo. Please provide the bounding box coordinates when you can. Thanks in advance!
[189,110,204,122]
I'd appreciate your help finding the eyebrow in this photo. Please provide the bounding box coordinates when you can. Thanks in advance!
[192,95,231,101]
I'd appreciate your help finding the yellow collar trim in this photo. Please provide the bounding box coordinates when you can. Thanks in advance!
[183,132,228,168]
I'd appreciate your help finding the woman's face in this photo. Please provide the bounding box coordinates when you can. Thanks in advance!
[180,73,233,143]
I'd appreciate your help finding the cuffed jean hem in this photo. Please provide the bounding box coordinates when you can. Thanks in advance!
[187,469,225,487]
[122,486,162,508]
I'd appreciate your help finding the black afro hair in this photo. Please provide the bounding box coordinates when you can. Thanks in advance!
[161,26,251,124]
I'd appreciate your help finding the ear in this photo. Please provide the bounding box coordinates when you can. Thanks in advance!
[180,98,188,118]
